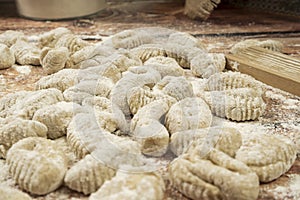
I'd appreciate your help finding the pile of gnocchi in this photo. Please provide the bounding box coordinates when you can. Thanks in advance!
[0,27,297,200]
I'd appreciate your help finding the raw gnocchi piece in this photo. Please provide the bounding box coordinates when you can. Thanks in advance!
[0,44,15,69]
[63,77,114,104]
[0,30,26,47]
[170,126,242,156]
[67,113,140,164]
[169,149,259,200]
[127,86,176,115]
[133,118,169,157]
[33,101,82,139]
[64,154,116,195]
[106,29,153,49]
[67,112,154,171]
[0,185,32,200]
[9,88,64,119]
[110,66,161,116]
[35,68,79,92]
[165,97,212,135]
[184,0,221,20]
[190,52,226,78]
[0,91,30,118]
[168,32,206,49]
[39,27,71,48]
[89,134,148,171]
[235,133,297,182]
[201,88,266,121]
[71,44,116,68]
[66,113,98,159]
[106,51,142,73]
[144,56,184,78]
[132,43,203,68]
[205,71,262,91]
[40,46,70,74]
[0,117,47,158]
[154,76,194,101]
[6,137,68,195]
[83,96,129,135]
[89,171,165,200]
[230,39,283,54]
[131,99,171,156]
[10,40,41,66]
[130,99,170,133]
[79,63,121,83]
[55,33,90,54]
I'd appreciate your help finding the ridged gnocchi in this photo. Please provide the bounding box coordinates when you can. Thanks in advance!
[110,66,161,116]
[39,27,71,48]
[132,43,199,68]
[63,78,114,104]
[10,40,41,66]
[0,117,47,158]
[165,97,212,135]
[89,171,165,200]
[35,68,79,92]
[83,96,129,134]
[64,154,116,195]
[190,52,226,78]
[169,149,259,200]
[127,86,176,115]
[9,88,64,119]
[170,126,242,156]
[33,101,82,139]
[168,32,206,49]
[235,133,297,182]
[106,29,153,49]
[55,33,90,54]
[0,30,26,47]
[0,91,30,118]
[40,46,70,74]
[204,71,262,91]
[6,137,68,195]
[201,88,265,121]
[144,56,184,78]
[0,44,15,69]
[131,100,171,157]
[154,76,194,101]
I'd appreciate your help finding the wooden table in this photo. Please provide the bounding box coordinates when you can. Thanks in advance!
[0,1,299,200]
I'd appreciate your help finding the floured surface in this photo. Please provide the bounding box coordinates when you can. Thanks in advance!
[0,27,299,200]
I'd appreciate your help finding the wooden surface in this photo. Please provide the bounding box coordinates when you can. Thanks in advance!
[0,1,300,200]
[226,46,300,96]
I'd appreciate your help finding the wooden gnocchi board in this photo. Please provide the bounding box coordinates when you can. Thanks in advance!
[226,46,300,96]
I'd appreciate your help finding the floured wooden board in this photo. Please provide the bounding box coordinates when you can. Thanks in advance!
[226,46,300,96]
[0,26,299,200]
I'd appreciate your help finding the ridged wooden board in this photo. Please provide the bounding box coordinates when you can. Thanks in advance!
[226,46,300,96]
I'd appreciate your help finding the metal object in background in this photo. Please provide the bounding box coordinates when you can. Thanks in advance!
[16,0,107,20]
[228,0,300,16]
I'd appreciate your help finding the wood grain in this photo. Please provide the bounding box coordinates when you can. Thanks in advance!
[226,46,300,96]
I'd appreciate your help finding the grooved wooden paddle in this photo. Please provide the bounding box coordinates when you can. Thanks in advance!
[226,46,300,96]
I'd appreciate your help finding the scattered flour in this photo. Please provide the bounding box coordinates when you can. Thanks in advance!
[272,174,300,200]
[12,65,32,75]
[228,61,239,71]
[283,99,300,110]
[211,116,268,135]
[265,90,287,101]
